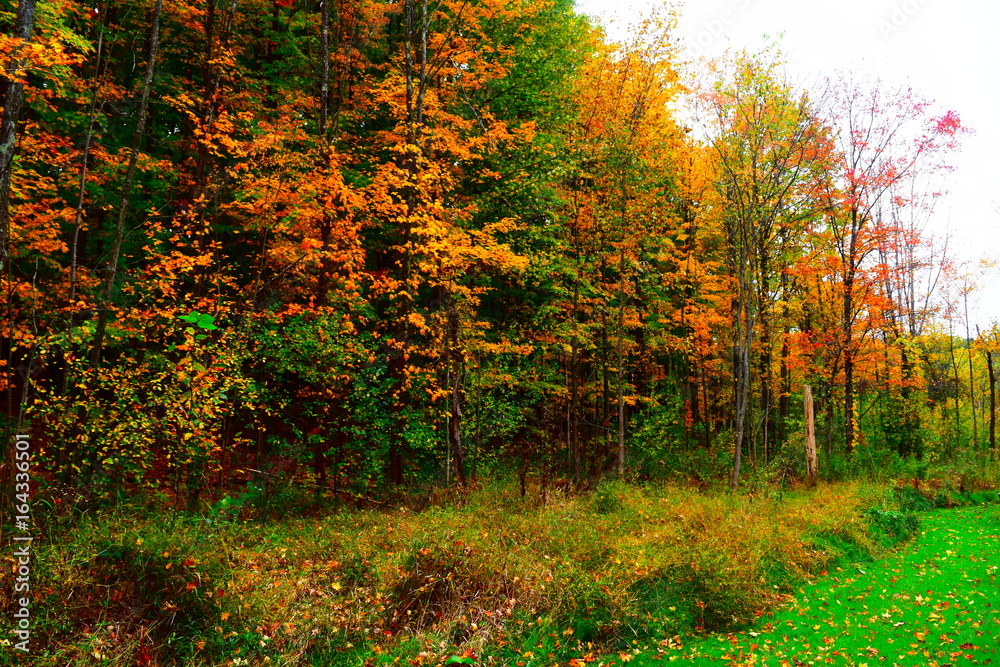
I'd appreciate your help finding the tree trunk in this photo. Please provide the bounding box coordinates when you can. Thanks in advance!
[385,0,430,485]
[804,384,817,485]
[319,0,330,141]
[448,306,466,485]
[778,327,791,448]
[569,336,581,484]
[964,292,977,445]
[843,273,856,455]
[731,340,749,491]
[700,360,712,448]
[824,382,835,460]
[313,437,326,490]
[757,244,773,464]
[314,0,335,302]
[473,357,482,480]
[569,275,581,484]
[731,282,752,491]
[69,1,110,304]
[90,0,164,365]
[615,252,627,476]
[987,348,996,453]
[758,331,773,464]
[616,309,626,476]
[948,316,961,450]
[0,0,38,273]
[600,309,610,464]
[728,218,753,491]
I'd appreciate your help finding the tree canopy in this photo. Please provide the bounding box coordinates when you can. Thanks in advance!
[0,0,984,504]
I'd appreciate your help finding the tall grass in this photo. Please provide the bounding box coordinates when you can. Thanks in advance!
[1,481,931,666]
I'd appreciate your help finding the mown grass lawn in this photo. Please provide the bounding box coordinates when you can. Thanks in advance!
[624,504,1000,666]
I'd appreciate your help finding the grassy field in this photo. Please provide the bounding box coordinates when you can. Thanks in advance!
[1,481,996,666]
[623,503,1000,665]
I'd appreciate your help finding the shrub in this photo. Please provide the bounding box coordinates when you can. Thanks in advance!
[592,479,626,514]
[865,507,920,547]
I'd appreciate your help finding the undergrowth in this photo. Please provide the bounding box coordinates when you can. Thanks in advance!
[3,480,993,666]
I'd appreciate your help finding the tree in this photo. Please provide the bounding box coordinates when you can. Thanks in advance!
[978,323,1000,454]
[818,74,963,454]
[90,0,164,365]
[699,49,828,489]
[0,0,37,274]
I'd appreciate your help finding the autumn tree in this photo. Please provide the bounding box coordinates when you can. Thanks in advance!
[817,75,963,454]
[0,0,37,275]
[977,323,1000,454]
[699,49,828,489]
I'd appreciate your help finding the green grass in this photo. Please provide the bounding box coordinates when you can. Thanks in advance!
[2,481,992,666]
[618,504,1000,666]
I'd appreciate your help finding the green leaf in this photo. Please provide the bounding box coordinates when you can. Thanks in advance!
[196,314,219,330]
[444,657,474,665]
[178,311,219,330]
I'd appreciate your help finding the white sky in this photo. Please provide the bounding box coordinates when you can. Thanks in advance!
[574,0,1000,331]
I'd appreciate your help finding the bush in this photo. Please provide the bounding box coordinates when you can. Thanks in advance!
[591,479,626,514]
[890,482,1000,511]
[891,485,936,511]
[865,507,920,547]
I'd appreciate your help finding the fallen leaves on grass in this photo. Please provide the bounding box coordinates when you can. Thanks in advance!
[629,505,1000,665]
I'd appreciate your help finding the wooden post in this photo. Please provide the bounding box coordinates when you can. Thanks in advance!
[804,384,818,484]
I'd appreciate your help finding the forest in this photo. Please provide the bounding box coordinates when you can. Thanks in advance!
[1,1,999,666]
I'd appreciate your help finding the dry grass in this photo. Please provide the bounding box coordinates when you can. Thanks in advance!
[6,481,906,666]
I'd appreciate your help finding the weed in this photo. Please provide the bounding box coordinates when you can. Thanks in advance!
[592,479,625,514]
[13,481,938,666]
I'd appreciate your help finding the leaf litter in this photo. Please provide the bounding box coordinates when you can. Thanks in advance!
[624,505,1000,666]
